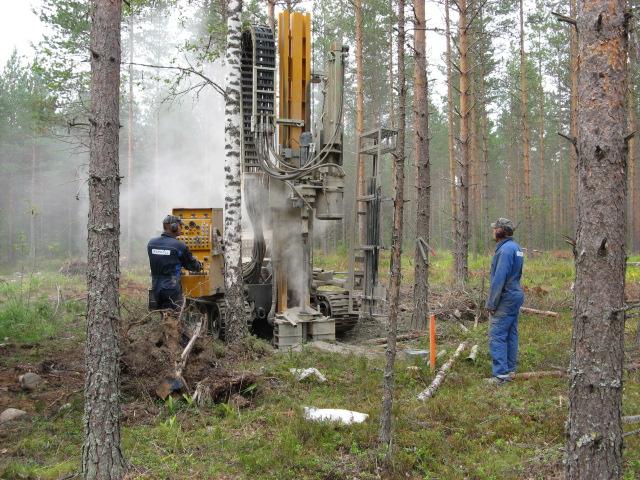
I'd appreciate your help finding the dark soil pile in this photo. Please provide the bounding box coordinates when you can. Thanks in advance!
[120,317,260,402]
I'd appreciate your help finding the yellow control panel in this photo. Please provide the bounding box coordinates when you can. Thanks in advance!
[173,208,224,298]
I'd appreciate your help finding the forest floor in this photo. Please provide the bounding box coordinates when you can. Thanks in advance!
[0,251,639,479]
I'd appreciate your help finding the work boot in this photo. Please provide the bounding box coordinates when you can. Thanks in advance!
[484,376,510,386]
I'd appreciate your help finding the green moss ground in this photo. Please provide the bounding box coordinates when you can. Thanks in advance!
[1,252,639,479]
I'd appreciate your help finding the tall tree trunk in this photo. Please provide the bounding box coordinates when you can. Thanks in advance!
[267,0,275,31]
[470,71,479,255]
[566,1,628,477]
[30,135,37,262]
[519,0,532,248]
[7,173,15,264]
[154,108,160,220]
[537,34,545,249]
[223,0,247,345]
[380,0,405,452]
[126,10,134,262]
[83,1,125,478]
[454,0,470,285]
[569,0,578,234]
[445,0,456,251]
[627,80,637,252]
[355,0,366,243]
[412,0,430,331]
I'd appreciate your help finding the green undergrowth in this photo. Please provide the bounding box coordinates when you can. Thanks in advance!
[3,311,639,479]
[0,272,84,345]
[1,252,640,478]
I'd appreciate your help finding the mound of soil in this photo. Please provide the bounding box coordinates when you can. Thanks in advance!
[120,316,259,402]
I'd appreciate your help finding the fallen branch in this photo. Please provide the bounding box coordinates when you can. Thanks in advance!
[623,415,640,425]
[624,428,640,438]
[520,307,559,317]
[513,370,565,380]
[465,344,479,363]
[365,332,423,345]
[174,316,206,393]
[417,340,469,401]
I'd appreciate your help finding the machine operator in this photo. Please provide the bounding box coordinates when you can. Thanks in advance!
[147,215,203,310]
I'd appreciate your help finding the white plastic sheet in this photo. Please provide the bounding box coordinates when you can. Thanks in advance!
[303,407,368,424]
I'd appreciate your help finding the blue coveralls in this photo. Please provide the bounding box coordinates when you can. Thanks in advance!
[485,237,525,379]
[147,233,202,309]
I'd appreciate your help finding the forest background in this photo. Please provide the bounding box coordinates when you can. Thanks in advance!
[0,0,633,268]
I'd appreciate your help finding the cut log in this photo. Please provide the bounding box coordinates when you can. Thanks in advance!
[310,340,383,359]
[512,370,565,379]
[465,344,478,362]
[623,415,640,424]
[417,340,469,401]
[520,307,559,317]
[364,332,423,345]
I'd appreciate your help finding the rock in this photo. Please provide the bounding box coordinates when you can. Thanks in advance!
[0,408,27,425]
[18,373,42,391]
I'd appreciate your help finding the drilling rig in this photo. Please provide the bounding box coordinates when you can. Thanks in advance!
[171,12,395,347]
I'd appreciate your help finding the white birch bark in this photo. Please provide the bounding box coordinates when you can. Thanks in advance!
[223,0,248,344]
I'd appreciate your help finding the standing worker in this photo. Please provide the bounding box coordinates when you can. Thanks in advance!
[485,218,525,385]
[147,215,203,311]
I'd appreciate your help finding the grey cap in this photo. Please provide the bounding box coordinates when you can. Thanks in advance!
[162,214,183,225]
[491,218,515,231]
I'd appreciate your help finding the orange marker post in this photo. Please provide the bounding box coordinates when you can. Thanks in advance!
[429,314,437,372]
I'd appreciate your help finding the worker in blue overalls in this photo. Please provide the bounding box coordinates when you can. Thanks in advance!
[485,218,525,384]
[148,215,203,348]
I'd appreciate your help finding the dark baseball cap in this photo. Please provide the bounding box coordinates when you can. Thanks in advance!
[491,218,515,230]
[162,214,183,225]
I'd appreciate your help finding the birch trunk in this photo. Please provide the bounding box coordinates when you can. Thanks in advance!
[83,0,125,478]
[413,0,430,331]
[566,1,628,477]
[223,0,248,345]
[380,0,405,453]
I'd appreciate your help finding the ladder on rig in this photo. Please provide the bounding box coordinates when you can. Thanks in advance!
[347,127,397,319]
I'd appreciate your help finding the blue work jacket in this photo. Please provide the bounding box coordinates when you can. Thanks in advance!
[147,233,202,295]
[485,237,525,317]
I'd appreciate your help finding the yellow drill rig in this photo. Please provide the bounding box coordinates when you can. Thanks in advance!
[170,12,394,347]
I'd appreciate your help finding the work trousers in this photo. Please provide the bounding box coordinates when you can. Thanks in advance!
[489,313,519,379]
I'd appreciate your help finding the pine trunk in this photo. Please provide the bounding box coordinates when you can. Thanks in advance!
[380,0,405,452]
[30,136,36,261]
[566,1,628,477]
[627,82,636,252]
[519,0,532,248]
[83,1,125,478]
[454,0,470,285]
[267,0,275,31]
[126,11,134,262]
[355,0,366,243]
[569,0,578,233]
[412,0,429,331]
[538,42,545,249]
[445,0,457,252]
[223,0,248,345]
